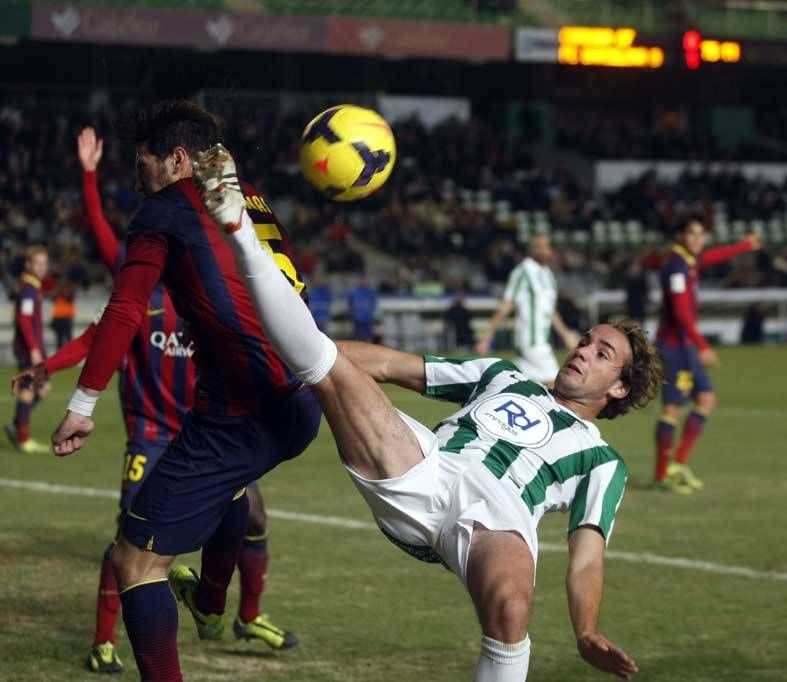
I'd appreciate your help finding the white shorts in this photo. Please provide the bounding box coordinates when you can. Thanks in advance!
[345,410,539,585]
[514,345,559,384]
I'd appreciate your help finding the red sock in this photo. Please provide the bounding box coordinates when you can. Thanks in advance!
[675,411,707,464]
[195,496,249,616]
[15,401,32,443]
[237,537,269,624]
[654,419,676,481]
[94,544,121,645]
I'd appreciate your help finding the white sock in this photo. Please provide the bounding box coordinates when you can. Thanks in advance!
[223,210,337,385]
[474,635,531,682]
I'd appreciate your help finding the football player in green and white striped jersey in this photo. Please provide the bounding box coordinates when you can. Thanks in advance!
[476,234,580,384]
[195,145,664,682]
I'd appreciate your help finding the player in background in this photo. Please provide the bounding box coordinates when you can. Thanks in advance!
[51,102,320,682]
[654,215,760,493]
[4,245,52,454]
[192,144,665,680]
[475,234,580,384]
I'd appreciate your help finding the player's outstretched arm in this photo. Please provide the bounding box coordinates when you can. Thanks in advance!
[475,298,513,355]
[336,340,425,392]
[552,311,580,351]
[567,527,638,680]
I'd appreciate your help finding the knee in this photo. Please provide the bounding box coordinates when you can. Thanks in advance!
[480,582,532,643]
[111,537,170,589]
[696,392,717,414]
[245,505,267,538]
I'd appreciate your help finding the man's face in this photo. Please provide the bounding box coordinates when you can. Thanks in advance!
[554,325,631,405]
[678,220,707,256]
[530,235,553,266]
[135,144,176,196]
[27,253,48,280]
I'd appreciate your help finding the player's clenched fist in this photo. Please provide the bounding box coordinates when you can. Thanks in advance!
[52,411,95,456]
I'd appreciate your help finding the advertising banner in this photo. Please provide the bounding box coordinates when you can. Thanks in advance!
[514,27,558,62]
[32,3,325,52]
[326,16,510,61]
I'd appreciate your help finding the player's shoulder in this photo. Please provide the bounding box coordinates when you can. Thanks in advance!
[128,180,200,238]
[240,180,280,223]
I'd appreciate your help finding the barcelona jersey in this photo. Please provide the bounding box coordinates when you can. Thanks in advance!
[80,178,306,419]
[13,274,45,364]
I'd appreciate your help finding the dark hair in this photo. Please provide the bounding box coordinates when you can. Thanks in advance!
[116,100,222,159]
[598,318,664,420]
[674,212,707,236]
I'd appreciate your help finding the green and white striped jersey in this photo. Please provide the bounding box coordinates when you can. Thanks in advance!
[503,257,558,351]
[423,355,628,543]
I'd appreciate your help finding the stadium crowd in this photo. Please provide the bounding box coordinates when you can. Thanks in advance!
[2,92,786,300]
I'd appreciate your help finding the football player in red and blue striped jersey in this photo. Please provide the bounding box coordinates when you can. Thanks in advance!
[50,103,320,682]
[5,245,52,454]
[654,215,760,492]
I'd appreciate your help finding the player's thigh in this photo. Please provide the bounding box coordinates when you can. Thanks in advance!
[245,481,267,536]
[659,346,694,406]
[314,352,424,479]
[466,526,535,641]
[120,442,167,511]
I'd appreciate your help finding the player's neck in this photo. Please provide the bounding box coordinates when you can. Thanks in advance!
[551,391,598,421]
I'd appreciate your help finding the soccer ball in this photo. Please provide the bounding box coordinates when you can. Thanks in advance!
[299,105,396,201]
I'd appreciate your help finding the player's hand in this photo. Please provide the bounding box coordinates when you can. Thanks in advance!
[78,127,103,172]
[474,337,492,355]
[698,347,720,367]
[52,411,95,456]
[30,348,43,366]
[577,632,638,679]
[11,364,47,396]
[743,231,762,251]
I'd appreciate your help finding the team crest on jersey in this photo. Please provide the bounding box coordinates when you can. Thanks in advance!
[471,393,553,448]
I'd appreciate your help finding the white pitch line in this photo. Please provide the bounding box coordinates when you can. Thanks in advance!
[1,477,785,582]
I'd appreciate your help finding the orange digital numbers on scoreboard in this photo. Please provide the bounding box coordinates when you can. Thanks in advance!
[558,26,664,68]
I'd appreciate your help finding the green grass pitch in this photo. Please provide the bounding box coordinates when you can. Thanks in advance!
[0,346,785,681]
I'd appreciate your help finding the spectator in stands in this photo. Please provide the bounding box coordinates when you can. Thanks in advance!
[307,271,333,334]
[444,289,475,352]
[347,273,379,342]
[50,275,77,349]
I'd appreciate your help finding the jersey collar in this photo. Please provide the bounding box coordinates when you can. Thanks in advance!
[21,273,42,289]
[671,244,697,267]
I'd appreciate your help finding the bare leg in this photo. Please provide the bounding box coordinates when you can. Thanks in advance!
[466,527,535,681]
[313,352,424,480]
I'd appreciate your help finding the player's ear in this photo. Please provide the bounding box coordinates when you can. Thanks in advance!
[607,379,629,401]
[171,146,190,176]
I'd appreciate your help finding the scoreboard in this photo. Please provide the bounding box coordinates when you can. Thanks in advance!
[516,25,744,69]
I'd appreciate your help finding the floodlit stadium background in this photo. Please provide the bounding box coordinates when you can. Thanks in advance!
[1,1,785,680]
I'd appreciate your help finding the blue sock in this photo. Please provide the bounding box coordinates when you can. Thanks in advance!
[120,579,182,682]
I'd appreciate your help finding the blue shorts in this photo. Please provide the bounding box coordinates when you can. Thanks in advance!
[122,388,321,556]
[119,439,168,511]
[659,344,713,405]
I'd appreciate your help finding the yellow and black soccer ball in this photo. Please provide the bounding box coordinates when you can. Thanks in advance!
[299,105,396,201]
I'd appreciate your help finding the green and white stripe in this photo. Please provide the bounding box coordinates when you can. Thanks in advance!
[424,356,627,543]
[503,257,558,351]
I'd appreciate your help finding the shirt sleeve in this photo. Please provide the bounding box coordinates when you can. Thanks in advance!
[44,322,97,374]
[664,259,708,350]
[568,454,628,545]
[78,232,168,391]
[699,240,754,269]
[502,263,523,302]
[17,290,41,354]
[83,170,121,273]
[423,355,508,404]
